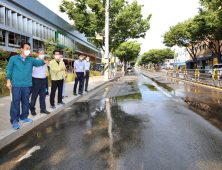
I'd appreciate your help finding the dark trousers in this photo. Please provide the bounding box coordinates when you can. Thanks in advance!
[30,77,46,112]
[10,86,31,124]
[45,77,49,95]
[84,70,90,91]
[73,72,84,94]
[50,79,63,106]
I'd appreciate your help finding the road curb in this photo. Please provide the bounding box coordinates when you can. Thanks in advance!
[0,76,120,150]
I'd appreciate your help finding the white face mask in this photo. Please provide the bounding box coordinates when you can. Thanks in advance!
[86,59,89,62]
[24,50,31,56]
[80,57,83,61]
[39,55,45,60]
[55,55,60,59]
[60,58,63,61]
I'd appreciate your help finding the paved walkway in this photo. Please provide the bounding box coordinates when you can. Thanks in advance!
[0,73,123,133]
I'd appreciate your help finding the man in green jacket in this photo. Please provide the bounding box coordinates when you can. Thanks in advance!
[6,42,49,130]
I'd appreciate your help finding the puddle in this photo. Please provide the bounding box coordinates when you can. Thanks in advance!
[142,84,157,91]
[0,96,144,170]
[181,95,222,131]
[144,75,174,92]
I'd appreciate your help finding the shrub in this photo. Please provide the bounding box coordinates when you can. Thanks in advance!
[0,72,9,97]
[90,70,101,77]
[66,73,75,83]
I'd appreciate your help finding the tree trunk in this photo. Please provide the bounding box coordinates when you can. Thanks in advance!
[194,62,197,69]
[218,53,222,64]
[122,58,125,72]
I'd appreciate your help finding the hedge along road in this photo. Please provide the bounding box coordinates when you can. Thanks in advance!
[0,70,101,98]
[1,70,222,169]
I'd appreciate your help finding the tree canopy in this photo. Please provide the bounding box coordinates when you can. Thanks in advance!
[138,48,174,66]
[60,0,151,53]
[116,41,141,62]
[162,20,200,67]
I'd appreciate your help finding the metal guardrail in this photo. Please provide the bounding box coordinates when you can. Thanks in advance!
[140,68,222,87]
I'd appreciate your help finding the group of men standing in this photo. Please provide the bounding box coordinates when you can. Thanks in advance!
[6,42,91,130]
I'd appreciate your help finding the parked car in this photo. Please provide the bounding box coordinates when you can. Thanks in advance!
[127,67,133,73]
[208,64,222,77]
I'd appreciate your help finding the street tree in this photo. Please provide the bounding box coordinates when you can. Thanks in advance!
[63,47,75,71]
[116,41,141,70]
[139,48,174,66]
[162,21,200,68]
[59,0,151,54]
[42,38,60,59]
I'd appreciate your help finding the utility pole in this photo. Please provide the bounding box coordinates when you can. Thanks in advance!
[104,0,109,80]
[173,48,176,71]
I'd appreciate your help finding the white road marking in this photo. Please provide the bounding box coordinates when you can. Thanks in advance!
[152,83,172,98]
[143,75,148,79]
[17,146,40,162]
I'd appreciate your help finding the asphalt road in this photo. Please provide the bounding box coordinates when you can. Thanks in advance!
[1,69,222,170]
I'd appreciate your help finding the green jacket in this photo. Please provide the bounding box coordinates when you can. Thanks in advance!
[6,55,45,87]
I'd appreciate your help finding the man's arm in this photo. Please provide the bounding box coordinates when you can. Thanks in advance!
[6,57,14,90]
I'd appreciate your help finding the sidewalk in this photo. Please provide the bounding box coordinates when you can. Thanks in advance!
[141,69,222,87]
[0,72,122,135]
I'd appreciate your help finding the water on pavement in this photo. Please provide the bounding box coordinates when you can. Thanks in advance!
[1,70,222,170]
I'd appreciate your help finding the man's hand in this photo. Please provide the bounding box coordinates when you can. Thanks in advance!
[44,60,49,65]
[84,74,86,77]
[75,74,77,78]
[6,80,12,90]
[60,67,66,71]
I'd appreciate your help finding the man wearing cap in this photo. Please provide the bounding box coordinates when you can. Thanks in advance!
[73,54,85,95]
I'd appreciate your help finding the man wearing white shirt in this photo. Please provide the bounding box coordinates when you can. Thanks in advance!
[73,54,85,95]
[30,49,50,115]
[84,56,90,92]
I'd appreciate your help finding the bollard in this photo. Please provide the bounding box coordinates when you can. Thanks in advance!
[195,69,199,82]
[171,69,173,77]
[212,69,218,85]
[184,69,188,80]
[176,69,179,78]
[218,70,221,86]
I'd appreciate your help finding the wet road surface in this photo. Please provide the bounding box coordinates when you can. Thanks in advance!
[1,69,222,170]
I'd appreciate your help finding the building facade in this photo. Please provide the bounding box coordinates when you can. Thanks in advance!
[0,0,102,63]
[186,41,220,69]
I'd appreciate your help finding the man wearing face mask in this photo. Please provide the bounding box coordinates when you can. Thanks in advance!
[6,43,49,130]
[49,50,66,109]
[84,56,91,92]
[29,49,50,116]
[60,55,68,98]
[73,54,86,95]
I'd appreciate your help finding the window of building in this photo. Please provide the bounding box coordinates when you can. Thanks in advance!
[203,44,206,50]
[0,29,6,46]
[33,39,43,52]
[9,32,20,48]
[0,6,5,25]
[200,46,202,51]
[210,42,213,49]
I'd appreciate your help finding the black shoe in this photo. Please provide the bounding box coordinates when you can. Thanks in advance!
[40,110,50,114]
[58,102,65,105]
[74,93,77,96]
[51,106,56,109]
[78,92,83,95]
[31,111,37,116]
[65,96,68,97]
[85,90,89,92]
